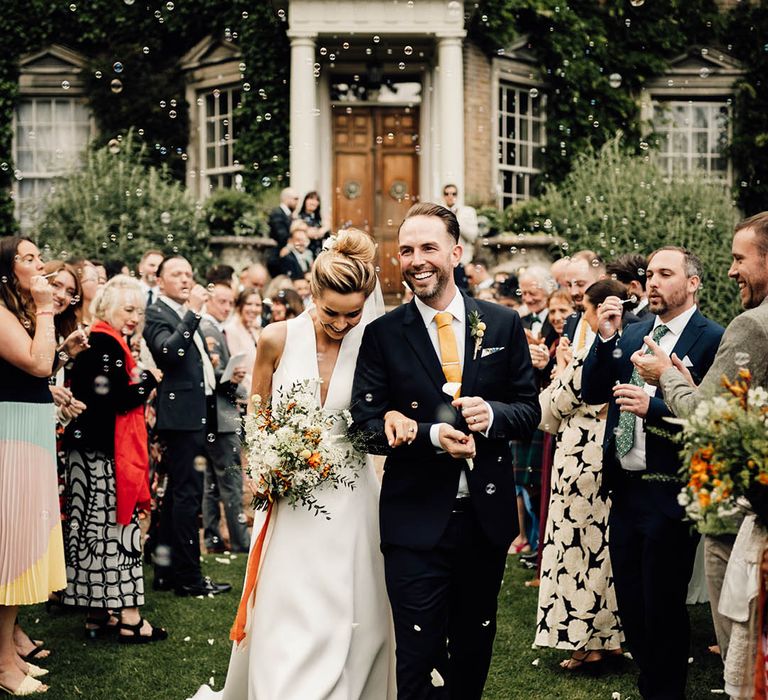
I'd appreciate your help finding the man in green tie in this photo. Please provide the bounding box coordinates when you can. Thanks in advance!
[582,247,724,700]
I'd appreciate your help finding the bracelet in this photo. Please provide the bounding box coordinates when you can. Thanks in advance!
[37,310,54,317]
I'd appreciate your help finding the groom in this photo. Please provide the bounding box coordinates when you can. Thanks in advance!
[351,202,540,698]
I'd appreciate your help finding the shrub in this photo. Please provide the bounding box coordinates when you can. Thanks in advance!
[506,135,741,327]
[203,188,265,237]
[36,132,210,274]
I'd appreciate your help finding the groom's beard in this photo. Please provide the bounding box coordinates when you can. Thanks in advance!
[403,265,450,303]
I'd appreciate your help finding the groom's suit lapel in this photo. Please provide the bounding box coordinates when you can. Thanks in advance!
[460,293,482,398]
[403,300,449,395]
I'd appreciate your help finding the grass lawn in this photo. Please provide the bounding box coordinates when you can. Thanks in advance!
[19,552,724,700]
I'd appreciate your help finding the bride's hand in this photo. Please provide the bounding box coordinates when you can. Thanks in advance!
[384,410,418,447]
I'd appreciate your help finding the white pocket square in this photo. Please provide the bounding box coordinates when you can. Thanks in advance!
[481,346,504,358]
[681,355,694,368]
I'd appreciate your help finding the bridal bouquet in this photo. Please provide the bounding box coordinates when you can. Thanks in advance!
[243,379,365,518]
[676,368,768,533]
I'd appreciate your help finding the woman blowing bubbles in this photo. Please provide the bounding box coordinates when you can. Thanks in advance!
[0,237,87,696]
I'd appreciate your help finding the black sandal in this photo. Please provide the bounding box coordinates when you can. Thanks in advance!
[559,650,605,674]
[117,618,168,644]
[21,643,49,662]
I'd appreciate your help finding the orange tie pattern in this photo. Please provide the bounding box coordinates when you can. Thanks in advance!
[435,312,462,384]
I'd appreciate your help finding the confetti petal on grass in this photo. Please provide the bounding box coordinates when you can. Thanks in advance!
[531,658,540,666]
[184,636,191,642]
[430,669,445,687]
[208,639,215,645]
[612,693,621,699]
[711,690,725,695]
[215,557,231,565]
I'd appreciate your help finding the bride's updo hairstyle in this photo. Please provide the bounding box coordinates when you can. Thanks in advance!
[310,228,377,299]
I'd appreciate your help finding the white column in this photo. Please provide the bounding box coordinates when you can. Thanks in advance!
[289,34,318,196]
[437,36,465,200]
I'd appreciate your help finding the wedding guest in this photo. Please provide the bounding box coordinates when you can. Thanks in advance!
[238,263,270,294]
[298,190,330,257]
[524,288,575,585]
[137,250,164,307]
[267,187,299,276]
[70,259,103,326]
[535,280,627,669]
[0,236,65,695]
[634,212,768,680]
[263,274,294,304]
[279,222,314,280]
[143,257,231,597]
[562,251,605,352]
[292,276,312,308]
[550,258,570,289]
[442,183,478,289]
[104,258,129,279]
[60,276,167,643]
[43,260,82,341]
[512,267,557,559]
[224,288,261,374]
[582,246,723,700]
[465,259,494,293]
[270,289,303,322]
[200,281,249,554]
[607,253,651,319]
[205,264,236,290]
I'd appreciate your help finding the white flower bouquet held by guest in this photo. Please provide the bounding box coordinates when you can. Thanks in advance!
[244,379,365,518]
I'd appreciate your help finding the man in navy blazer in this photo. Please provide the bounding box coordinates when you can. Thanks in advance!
[144,257,233,597]
[582,246,723,700]
[352,203,540,699]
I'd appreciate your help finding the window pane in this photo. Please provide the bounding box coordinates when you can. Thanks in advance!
[36,101,52,122]
[693,106,708,129]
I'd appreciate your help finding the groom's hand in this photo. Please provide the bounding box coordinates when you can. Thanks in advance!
[384,410,419,447]
[438,425,476,460]
[452,396,491,433]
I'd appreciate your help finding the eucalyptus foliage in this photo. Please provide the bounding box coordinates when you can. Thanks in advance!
[506,136,741,327]
[36,134,209,273]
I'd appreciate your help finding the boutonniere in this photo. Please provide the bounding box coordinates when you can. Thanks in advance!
[468,311,486,360]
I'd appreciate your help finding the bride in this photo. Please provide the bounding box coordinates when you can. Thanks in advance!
[189,228,396,699]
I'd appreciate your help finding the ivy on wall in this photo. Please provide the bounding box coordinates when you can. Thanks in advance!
[0,0,290,236]
[469,0,767,214]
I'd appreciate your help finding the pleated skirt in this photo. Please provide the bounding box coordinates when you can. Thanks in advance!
[0,401,66,605]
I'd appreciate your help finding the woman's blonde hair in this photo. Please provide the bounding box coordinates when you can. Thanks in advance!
[310,228,377,298]
[91,275,144,332]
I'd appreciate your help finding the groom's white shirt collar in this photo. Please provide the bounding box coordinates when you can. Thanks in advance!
[413,287,464,328]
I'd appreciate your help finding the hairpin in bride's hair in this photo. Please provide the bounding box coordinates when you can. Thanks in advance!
[322,232,341,253]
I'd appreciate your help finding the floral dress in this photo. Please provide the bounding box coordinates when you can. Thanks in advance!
[534,351,624,651]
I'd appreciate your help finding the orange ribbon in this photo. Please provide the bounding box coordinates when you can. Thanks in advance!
[230,501,274,644]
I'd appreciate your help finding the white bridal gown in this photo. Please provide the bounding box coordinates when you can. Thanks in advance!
[190,309,396,700]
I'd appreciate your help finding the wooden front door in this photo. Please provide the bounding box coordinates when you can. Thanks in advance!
[333,106,419,299]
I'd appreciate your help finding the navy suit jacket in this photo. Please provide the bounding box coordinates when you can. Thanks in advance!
[581,309,723,517]
[351,293,540,550]
[144,299,215,432]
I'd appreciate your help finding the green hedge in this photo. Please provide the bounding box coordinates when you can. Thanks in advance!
[506,135,741,327]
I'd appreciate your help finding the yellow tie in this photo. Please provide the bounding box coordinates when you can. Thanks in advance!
[576,317,588,352]
[435,312,462,384]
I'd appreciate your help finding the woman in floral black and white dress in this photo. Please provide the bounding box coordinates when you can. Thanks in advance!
[534,280,626,670]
